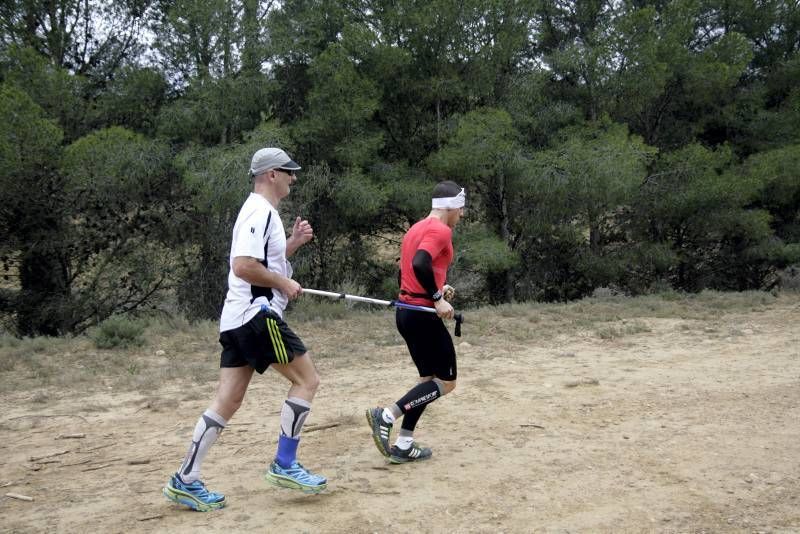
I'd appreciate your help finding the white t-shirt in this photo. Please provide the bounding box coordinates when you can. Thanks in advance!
[219,193,292,332]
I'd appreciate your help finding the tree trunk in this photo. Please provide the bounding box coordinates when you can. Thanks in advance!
[498,171,514,302]
[241,0,261,76]
[589,220,601,253]
[18,244,69,336]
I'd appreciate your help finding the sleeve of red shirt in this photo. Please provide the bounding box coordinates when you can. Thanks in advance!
[416,223,451,259]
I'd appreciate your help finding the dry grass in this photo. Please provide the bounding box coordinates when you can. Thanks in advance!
[0,290,787,398]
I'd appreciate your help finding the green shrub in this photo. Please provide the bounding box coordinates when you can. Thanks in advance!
[91,316,147,349]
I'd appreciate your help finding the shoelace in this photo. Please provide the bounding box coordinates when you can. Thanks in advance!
[183,480,216,498]
[285,463,324,483]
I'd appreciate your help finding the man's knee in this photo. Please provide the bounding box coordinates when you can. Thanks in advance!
[212,387,246,419]
[434,378,456,395]
[303,369,321,393]
[293,353,320,392]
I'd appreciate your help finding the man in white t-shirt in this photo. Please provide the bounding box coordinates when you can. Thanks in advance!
[164,148,327,511]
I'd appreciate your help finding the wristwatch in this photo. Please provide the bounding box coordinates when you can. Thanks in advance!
[431,290,443,302]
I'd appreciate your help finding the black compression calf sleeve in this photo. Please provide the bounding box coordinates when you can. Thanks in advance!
[400,403,427,432]
[395,381,441,414]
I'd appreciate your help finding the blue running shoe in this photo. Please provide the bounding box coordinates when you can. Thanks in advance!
[163,474,226,511]
[366,407,392,457]
[264,461,327,494]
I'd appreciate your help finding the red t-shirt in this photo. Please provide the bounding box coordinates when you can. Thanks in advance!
[398,217,453,305]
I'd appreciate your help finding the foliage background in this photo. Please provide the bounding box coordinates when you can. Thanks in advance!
[1,0,798,335]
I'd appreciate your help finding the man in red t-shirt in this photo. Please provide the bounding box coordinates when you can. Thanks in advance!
[366,180,465,463]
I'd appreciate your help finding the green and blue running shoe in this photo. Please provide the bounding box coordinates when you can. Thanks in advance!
[389,443,432,464]
[366,407,392,457]
[163,474,226,511]
[264,461,327,494]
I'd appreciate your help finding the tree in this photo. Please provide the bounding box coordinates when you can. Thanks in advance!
[428,108,523,302]
[281,159,433,296]
[57,127,190,333]
[0,103,187,335]
[92,66,169,135]
[697,0,800,71]
[291,42,383,169]
[534,1,754,150]
[741,143,800,263]
[502,69,584,149]
[2,45,89,142]
[530,120,656,292]
[152,0,276,145]
[635,143,775,290]
[152,0,234,82]
[157,74,274,145]
[0,0,151,83]
[0,85,64,334]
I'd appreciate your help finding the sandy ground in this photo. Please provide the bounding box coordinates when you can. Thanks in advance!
[1,296,799,533]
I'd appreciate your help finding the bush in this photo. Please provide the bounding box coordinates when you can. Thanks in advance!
[591,286,626,299]
[91,316,146,349]
[779,265,800,292]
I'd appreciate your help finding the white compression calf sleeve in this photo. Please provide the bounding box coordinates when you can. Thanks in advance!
[179,409,227,483]
[280,397,311,438]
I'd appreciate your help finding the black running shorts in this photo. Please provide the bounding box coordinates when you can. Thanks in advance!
[395,307,457,381]
[219,308,307,374]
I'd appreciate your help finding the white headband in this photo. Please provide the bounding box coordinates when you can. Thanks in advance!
[431,188,466,209]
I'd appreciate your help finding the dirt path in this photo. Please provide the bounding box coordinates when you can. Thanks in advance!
[2,296,799,533]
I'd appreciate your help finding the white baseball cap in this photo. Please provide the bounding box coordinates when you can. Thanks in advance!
[250,148,301,176]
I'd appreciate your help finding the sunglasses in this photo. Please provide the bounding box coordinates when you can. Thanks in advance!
[277,168,297,176]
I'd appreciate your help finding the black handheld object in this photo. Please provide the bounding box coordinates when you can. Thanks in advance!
[454,313,464,337]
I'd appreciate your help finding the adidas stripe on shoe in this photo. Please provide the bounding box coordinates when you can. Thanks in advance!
[389,443,432,464]
[366,407,392,457]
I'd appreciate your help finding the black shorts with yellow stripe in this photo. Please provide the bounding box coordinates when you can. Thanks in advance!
[219,307,307,374]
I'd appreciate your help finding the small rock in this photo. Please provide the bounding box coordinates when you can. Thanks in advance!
[564,377,599,388]
[155,350,166,356]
